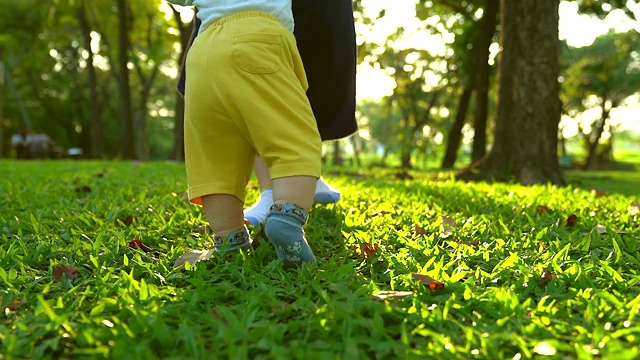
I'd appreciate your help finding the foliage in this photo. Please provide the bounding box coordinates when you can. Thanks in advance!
[1,160,639,358]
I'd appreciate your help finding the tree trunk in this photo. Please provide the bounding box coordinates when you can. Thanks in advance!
[349,135,361,167]
[332,140,343,166]
[582,100,611,170]
[441,87,473,168]
[400,150,412,169]
[0,53,4,158]
[116,0,135,159]
[458,0,564,185]
[78,1,104,159]
[471,0,500,163]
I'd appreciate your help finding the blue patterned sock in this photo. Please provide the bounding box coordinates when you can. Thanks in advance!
[213,226,252,253]
[264,201,316,267]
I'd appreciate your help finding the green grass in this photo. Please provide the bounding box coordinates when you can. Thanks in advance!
[1,160,639,359]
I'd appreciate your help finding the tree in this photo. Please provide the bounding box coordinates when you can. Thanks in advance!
[561,30,640,169]
[459,0,564,185]
[116,0,135,159]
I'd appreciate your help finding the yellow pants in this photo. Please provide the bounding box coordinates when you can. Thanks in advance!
[184,12,322,205]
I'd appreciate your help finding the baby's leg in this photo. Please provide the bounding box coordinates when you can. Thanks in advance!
[202,194,252,252]
[264,176,317,267]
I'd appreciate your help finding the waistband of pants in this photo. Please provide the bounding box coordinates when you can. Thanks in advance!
[207,11,282,30]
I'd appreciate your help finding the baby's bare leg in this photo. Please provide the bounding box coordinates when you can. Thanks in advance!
[202,194,251,251]
[264,176,317,266]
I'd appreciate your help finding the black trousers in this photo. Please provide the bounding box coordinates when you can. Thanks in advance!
[177,0,357,141]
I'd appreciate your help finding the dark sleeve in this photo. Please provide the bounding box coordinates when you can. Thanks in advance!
[292,0,358,140]
[176,9,201,98]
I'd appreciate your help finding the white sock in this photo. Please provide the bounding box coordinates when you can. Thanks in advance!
[314,177,341,204]
[244,188,273,225]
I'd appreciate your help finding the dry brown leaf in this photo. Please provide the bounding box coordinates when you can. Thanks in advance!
[629,203,639,216]
[197,225,209,235]
[566,214,578,227]
[411,273,445,290]
[74,185,92,193]
[536,205,550,215]
[595,225,628,235]
[129,239,155,253]
[354,243,379,258]
[371,290,413,301]
[459,240,480,246]
[1,296,26,311]
[173,249,216,269]
[413,223,426,236]
[52,264,80,282]
[537,269,553,286]
[370,210,389,218]
[122,215,138,226]
[441,216,457,237]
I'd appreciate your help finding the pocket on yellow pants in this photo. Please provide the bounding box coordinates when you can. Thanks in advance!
[232,33,282,74]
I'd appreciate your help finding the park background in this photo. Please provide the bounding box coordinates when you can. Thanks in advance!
[0,0,639,179]
[1,1,640,359]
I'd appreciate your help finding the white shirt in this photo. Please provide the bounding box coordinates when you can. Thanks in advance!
[167,0,294,33]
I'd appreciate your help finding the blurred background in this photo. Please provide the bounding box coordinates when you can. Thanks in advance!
[0,0,638,173]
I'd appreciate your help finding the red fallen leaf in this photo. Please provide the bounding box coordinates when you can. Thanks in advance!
[129,239,154,253]
[74,185,92,193]
[594,191,608,198]
[566,214,578,227]
[371,290,413,301]
[413,223,426,235]
[411,273,445,290]
[52,264,80,281]
[536,205,550,215]
[353,243,379,258]
[123,215,138,226]
[537,269,553,286]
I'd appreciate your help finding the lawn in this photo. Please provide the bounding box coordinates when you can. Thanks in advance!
[1,160,639,359]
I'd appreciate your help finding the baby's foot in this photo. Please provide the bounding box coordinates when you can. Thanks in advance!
[313,177,341,204]
[173,227,252,269]
[264,201,316,267]
[244,188,273,225]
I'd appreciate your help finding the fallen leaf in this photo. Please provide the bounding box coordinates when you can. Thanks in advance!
[458,240,480,246]
[536,205,550,215]
[371,290,413,301]
[411,273,445,290]
[370,210,388,218]
[52,264,80,281]
[1,296,26,311]
[395,171,414,180]
[595,225,628,235]
[566,214,578,227]
[594,191,608,198]
[537,269,553,286]
[413,223,426,236]
[129,239,155,253]
[629,203,639,216]
[74,185,92,193]
[173,249,216,269]
[441,216,457,238]
[123,215,138,226]
[354,243,379,258]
